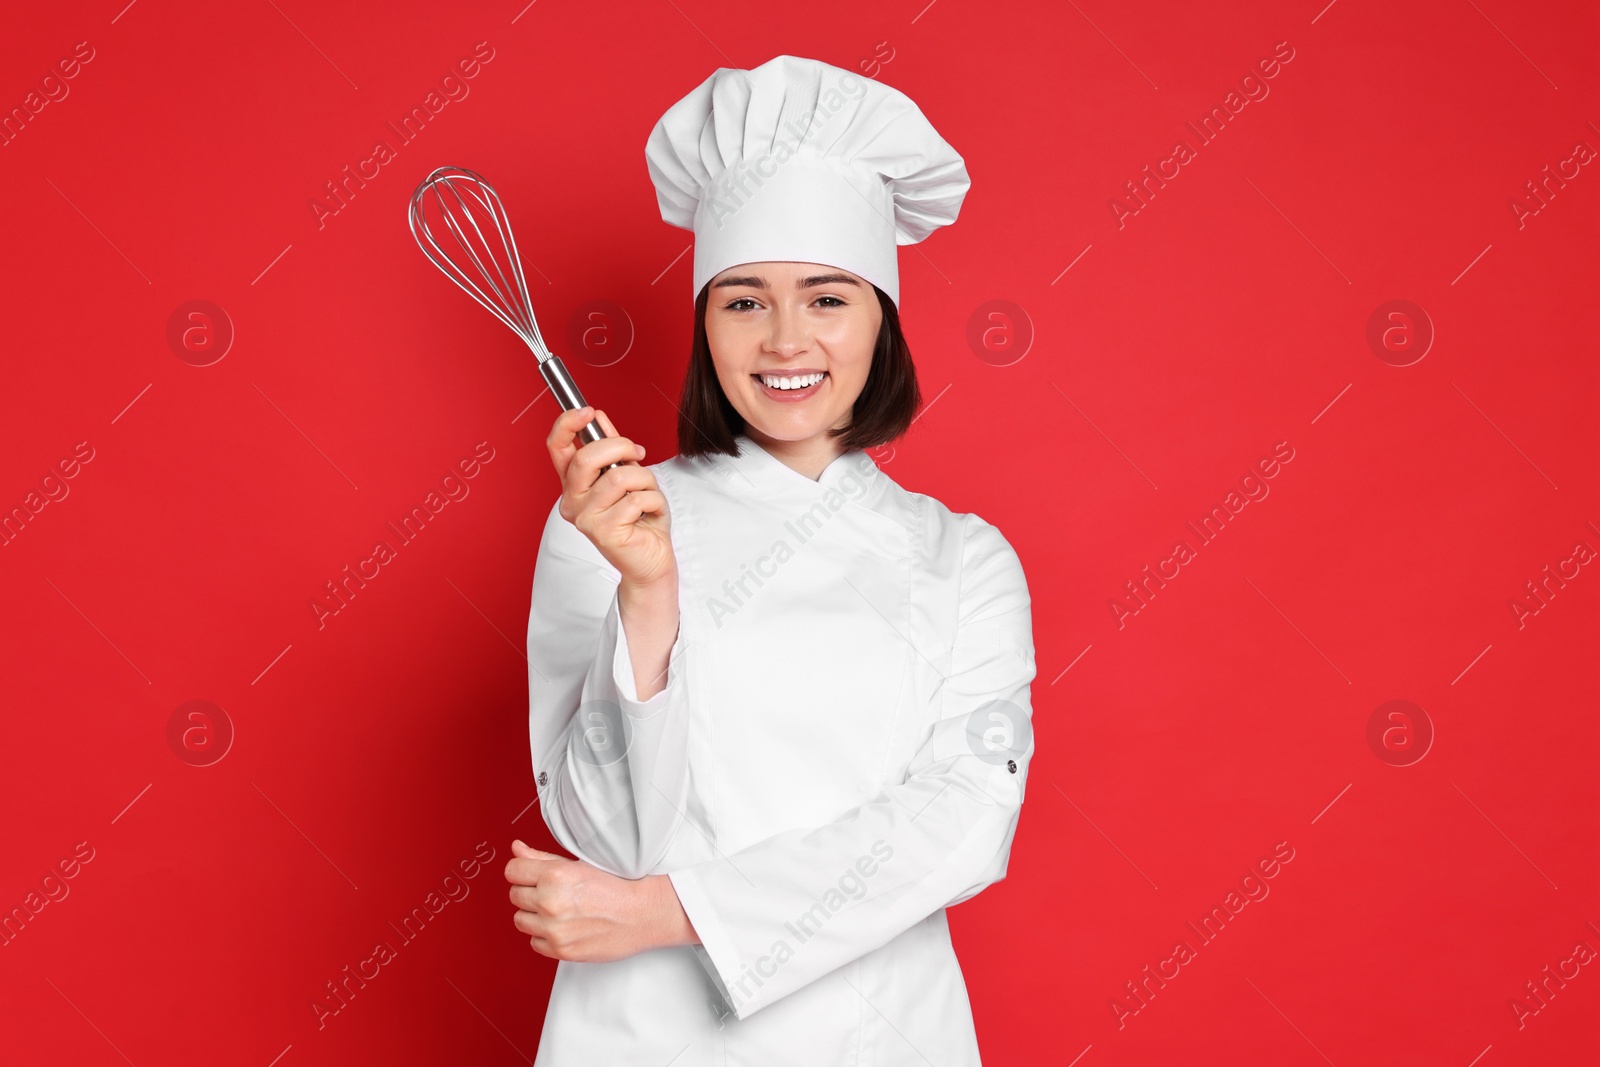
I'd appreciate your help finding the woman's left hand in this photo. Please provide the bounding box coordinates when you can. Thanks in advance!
[505,839,694,962]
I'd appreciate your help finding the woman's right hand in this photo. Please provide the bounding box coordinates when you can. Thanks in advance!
[547,405,677,591]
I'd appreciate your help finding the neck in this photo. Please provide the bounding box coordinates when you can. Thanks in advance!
[744,427,848,481]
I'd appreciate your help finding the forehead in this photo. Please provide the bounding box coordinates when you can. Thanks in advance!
[711,262,864,287]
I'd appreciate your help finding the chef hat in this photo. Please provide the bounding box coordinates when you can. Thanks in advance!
[644,54,969,307]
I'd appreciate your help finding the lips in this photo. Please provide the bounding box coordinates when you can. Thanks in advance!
[752,371,828,402]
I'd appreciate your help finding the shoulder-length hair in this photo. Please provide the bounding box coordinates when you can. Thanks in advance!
[675,281,920,458]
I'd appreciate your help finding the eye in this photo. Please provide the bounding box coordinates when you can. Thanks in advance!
[723,297,759,311]
[815,296,846,307]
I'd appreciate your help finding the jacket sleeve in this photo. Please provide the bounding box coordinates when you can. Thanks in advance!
[666,514,1036,1020]
[526,493,692,880]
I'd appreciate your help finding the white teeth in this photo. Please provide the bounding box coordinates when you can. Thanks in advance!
[759,372,827,390]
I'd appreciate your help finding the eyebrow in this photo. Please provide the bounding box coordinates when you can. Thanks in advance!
[711,272,863,291]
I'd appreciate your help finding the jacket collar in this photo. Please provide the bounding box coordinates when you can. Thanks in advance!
[717,433,884,503]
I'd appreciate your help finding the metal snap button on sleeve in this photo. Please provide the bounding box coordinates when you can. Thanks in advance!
[538,770,549,786]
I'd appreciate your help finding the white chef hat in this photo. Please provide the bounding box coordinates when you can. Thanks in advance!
[644,54,969,308]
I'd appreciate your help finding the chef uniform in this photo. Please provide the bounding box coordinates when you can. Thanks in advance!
[525,55,1036,1066]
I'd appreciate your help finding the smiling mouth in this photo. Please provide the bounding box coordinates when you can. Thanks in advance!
[752,371,829,393]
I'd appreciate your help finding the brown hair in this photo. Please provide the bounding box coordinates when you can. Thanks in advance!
[675,281,920,458]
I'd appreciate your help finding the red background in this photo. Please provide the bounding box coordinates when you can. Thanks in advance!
[2,1,1596,1063]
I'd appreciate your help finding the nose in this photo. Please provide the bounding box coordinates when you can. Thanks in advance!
[762,302,811,356]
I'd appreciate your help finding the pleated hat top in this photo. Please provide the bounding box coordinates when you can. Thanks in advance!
[644,54,970,307]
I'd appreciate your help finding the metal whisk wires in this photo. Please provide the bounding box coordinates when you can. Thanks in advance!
[408,165,553,364]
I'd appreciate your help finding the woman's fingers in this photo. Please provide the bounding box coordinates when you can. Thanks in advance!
[593,487,666,529]
[504,852,565,888]
[543,403,673,588]
[567,409,642,487]
[545,405,594,491]
[577,465,658,527]
[547,405,634,475]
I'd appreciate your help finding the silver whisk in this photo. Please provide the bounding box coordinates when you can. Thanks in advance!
[409,165,622,470]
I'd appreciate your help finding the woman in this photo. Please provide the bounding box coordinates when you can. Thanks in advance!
[508,56,1036,1065]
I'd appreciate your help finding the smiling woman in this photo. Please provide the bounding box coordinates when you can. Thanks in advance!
[676,261,918,476]
[519,54,1035,1067]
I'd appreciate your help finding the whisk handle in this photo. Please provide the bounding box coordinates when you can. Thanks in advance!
[540,354,626,472]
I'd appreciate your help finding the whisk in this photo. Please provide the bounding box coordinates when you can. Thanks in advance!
[409,165,623,471]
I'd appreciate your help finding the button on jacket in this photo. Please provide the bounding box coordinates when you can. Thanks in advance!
[525,434,1036,1065]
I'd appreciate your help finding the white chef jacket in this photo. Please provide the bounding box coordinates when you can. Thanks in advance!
[525,433,1036,1066]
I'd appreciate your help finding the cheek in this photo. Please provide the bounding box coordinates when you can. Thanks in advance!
[825,320,878,379]
[704,324,747,383]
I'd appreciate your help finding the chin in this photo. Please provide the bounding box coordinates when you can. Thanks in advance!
[740,409,845,444]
